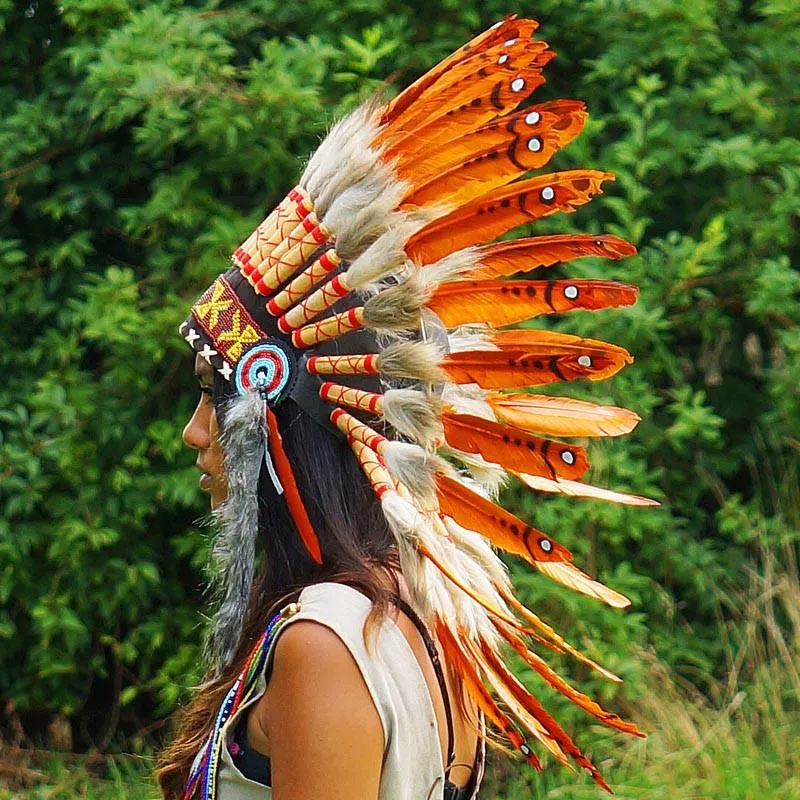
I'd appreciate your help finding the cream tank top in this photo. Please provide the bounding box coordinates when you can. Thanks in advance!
[214,582,466,799]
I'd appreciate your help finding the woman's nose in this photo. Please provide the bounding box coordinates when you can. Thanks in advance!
[183,399,212,451]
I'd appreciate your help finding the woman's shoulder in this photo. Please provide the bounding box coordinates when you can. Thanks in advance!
[259,602,385,796]
[296,580,373,613]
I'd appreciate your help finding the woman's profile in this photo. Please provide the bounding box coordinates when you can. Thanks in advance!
[157,15,652,800]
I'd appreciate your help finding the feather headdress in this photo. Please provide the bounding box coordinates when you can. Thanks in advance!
[180,15,654,792]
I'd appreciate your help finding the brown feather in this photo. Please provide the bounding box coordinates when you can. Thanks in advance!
[436,474,573,567]
[428,279,639,327]
[471,233,637,278]
[407,171,614,264]
[442,412,589,480]
[486,392,641,437]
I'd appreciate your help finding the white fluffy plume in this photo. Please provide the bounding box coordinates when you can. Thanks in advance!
[382,388,444,449]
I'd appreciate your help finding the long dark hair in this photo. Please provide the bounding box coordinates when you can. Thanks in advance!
[157,381,399,798]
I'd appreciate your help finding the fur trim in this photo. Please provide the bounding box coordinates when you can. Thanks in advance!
[302,104,384,216]
[440,447,508,498]
[377,340,447,383]
[363,271,428,330]
[382,388,444,448]
[344,218,420,288]
[208,391,266,670]
[323,177,407,260]
[382,441,451,509]
[424,247,482,285]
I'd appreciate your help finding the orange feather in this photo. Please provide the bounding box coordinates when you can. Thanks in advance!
[407,170,614,264]
[471,233,637,278]
[436,622,544,770]
[465,636,571,767]
[428,279,639,327]
[400,100,587,205]
[499,628,645,737]
[442,330,633,389]
[398,100,586,187]
[491,593,622,682]
[442,412,589,480]
[436,474,572,567]
[486,392,641,437]
[477,641,613,792]
[518,473,660,507]
[378,16,539,128]
[382,39,552,154]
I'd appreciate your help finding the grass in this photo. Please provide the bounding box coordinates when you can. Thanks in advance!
[3,546,797,800]
[484,540,800,799]
[0,752,156,800]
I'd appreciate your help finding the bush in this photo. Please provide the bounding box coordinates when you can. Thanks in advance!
[1,0,797,777]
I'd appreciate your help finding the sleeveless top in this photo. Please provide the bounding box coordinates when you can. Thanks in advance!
[212,582,484,799]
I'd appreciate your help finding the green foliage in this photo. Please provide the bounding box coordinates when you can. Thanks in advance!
[1,0,797,793]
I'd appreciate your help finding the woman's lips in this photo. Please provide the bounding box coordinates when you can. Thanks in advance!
[199,473,213,491]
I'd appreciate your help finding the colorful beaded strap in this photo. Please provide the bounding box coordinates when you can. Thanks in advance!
[184,602,300,800]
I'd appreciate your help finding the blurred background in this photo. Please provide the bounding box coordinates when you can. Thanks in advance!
[1,1,798,797]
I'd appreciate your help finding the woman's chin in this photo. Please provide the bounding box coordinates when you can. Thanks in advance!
[199,473,227,509]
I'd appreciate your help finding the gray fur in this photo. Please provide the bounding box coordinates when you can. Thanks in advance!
[301,104,384,216]
[344,218,421,288]
[382,388,444,448]
[322,175,406,260]
[363,272,429,331]
[424,247,482,284]
[382,441,445,509]
[439,446,508,499]
[206,391,267,671]
[377,340,447,383]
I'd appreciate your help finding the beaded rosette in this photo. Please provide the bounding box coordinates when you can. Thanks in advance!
[181,15,656,793]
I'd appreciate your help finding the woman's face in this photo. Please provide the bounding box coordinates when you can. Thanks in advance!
[183,355,228,509]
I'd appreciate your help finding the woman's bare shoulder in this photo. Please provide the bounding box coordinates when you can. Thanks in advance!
[252,620,384,799]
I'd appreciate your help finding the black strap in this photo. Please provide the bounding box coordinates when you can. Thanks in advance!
[394,598,457,773]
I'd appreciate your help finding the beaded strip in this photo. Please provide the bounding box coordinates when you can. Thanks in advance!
[277,274,352,332]
[266,249,342,316]
[291,307,365,349]
[184,605,298,800]
[255,216,331,294]
[306,353,379,376]
[330,408,388,454]
[319,382,385,415]
[348,438,395,499]
[236,188,311,286]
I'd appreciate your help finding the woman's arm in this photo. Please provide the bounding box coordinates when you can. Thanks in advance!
[254,620,384,799]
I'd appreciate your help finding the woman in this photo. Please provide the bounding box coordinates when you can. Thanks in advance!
[158,15,649,800]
